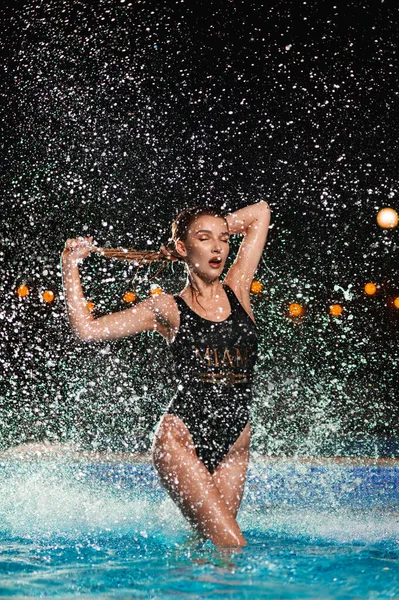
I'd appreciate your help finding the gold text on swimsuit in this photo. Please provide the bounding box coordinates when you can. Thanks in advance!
[194,347,249,368]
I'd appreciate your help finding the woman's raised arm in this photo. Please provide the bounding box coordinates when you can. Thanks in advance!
[223,201,271,293]
[61,237,165,342]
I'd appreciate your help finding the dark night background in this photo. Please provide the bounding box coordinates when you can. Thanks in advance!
[1,0,398,456]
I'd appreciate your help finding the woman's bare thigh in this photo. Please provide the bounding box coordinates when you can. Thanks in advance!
[211,421,250,518]
[151,414,247,546]
[152,414,250,518]
[152,413,196,460]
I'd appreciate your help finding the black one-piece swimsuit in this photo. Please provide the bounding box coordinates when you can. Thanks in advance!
[166,284,259,474]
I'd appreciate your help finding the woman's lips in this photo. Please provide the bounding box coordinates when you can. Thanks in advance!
[209,258,222,268]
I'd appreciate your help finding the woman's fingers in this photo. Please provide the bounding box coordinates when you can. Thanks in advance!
[160,244,179,262]
[64,236,94,258]
[159,245,171,258]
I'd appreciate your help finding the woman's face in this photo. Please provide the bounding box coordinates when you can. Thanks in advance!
[177,215,230,281]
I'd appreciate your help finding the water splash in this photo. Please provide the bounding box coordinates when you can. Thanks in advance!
[0,0,398,458]
[0,457,398,598]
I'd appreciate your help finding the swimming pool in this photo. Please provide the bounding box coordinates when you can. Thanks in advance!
[0,454,398,598]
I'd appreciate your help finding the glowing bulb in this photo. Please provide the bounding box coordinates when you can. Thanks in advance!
[364,282,377,296]
[250,280,263,294]
[288,302,304,317]
[376,207,398,229]
[394,297,399,310]
[329,304,343,316]
[150,286,163,296]
[87,301,95,312]
[123,291,136,303]
[17,284,29,297]
[42,290,55,303]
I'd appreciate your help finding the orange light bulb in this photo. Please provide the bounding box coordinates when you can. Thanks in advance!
[329,304,343,316]
[394,297,399,310]
[288,302,304,317]
[17,284,29,297]
[42,290,55,303]
[123,291,136,303]
[364,282,377,296]
[87,301,95,312]
[251,280,263,294]
[376,207,398,229]
[150,286,163,296]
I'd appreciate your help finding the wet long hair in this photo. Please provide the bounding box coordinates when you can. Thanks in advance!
[96,206,228,267]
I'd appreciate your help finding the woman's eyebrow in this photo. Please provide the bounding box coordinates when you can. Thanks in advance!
[195,229,230,236]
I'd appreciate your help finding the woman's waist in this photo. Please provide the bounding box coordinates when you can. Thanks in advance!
[170,340,258,370]
[175,367,254,388]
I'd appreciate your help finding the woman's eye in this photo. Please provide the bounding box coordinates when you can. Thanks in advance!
[198,237,229,242]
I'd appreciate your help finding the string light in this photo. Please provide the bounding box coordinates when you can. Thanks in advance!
[329,304,343,317]
[364,282,377,296]
[42,290,55,303]
[288,302,304,317]
[11,278,399,320]
[123,291,136,303]
[376,207,399,229]
[17,284,29,297]
[150,285,163,296]
[251,280,263,294]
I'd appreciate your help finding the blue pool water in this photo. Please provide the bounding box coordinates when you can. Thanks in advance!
[0,456,398,598]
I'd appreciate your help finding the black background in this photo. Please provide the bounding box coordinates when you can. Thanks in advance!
[1,0,398,456]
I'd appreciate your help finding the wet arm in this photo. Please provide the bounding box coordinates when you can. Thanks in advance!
[61,252,95,340]
[225,200,271,236]
[224,201,271,290]
[61,251,160,342]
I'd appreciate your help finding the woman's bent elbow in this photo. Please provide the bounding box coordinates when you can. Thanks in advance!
[74,326,96,342]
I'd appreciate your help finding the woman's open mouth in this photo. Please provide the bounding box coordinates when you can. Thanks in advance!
[208,257,223,268]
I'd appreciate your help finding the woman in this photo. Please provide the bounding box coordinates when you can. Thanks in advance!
[62,201,271,548]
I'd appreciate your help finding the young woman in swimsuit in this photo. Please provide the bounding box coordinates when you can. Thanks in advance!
[62,201,271,548]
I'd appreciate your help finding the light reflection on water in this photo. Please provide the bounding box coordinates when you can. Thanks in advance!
[0,453,398,598]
